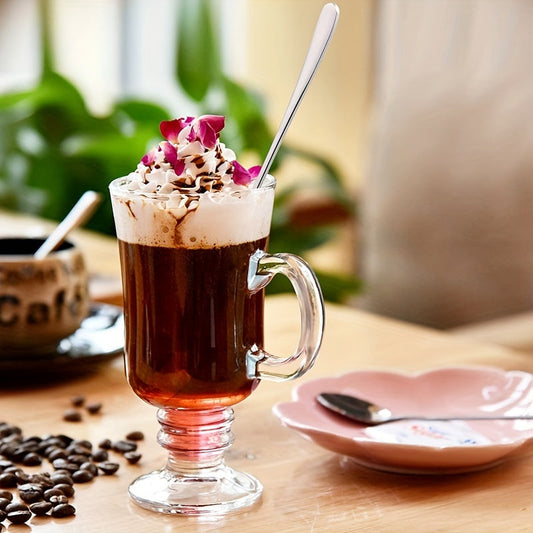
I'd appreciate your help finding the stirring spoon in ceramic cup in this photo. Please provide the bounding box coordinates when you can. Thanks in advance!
[254,3,339,188]
[34,191,102,259]
[316,393,533,425]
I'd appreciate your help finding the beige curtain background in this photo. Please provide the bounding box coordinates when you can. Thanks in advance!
[358,0,533,328]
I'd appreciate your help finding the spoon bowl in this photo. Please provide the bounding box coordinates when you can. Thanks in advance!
[316,392,533,425]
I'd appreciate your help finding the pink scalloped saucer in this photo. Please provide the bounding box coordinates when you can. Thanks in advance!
[273,367,533,474]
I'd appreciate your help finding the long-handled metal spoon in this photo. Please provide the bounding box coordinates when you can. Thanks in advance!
[34,191,102,259]
[316,393,533,425]
[254,2,339,188]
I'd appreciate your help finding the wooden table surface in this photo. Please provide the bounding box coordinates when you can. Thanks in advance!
[2,210,533,532]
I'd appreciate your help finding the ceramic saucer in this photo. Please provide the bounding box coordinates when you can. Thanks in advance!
[0,303,124,378]
[273,366,533,474]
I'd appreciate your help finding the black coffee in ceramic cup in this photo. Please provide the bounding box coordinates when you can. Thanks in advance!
[0,237,89,355]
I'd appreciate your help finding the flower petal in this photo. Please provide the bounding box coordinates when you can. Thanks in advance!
[141,148,157,166]
[248,165,261,178]
[232,160,254,185]
[199,115,225,134]
[161,141,177,166]
[160,120,182,143]
[198,121,217,149]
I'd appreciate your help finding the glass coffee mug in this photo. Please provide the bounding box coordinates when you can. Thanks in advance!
[109,175,324,516]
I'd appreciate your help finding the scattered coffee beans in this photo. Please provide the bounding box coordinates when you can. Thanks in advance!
[29,501,52,516]
[70,396,86,408]
[51,503,76,518]
[0,400,144,528]
[124,452,142,465]
[62,409,82,423]
[86,403,102,415]
[6,508,31,524]
[125,431,144,442]
[97,462,120,476]
[112,440,137,454]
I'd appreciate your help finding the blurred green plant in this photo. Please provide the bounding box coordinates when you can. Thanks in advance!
[0,0,359,302]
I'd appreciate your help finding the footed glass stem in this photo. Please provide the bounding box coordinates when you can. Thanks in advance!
[128,407,262,516]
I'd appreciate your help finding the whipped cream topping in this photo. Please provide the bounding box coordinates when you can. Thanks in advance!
[110,115,273,249]
[124,115,259,205]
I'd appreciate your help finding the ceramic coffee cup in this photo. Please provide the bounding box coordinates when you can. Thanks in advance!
[0,237,89,355]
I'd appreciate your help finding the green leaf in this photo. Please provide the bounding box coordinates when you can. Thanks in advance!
[266,269,361,303]
[221,76,272,159]
[112,100,169,126]
[176,0,221,102]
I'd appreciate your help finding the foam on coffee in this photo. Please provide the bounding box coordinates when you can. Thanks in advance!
[110,179,275,249]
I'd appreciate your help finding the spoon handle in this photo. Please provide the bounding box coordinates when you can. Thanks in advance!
[389,415,533,424]
[34,191,102,259]
[254,3,339,188]
[317,393,533,425]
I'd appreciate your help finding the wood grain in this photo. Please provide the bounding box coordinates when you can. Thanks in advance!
[1,297,532,532]
[1,210,533,531]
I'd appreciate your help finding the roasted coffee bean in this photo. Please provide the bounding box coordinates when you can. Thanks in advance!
[70,395,85,407]
[28,473,54,488]
[0,425,21,439]
[0,491,12,502]
[70,439,92,451]
[68,454,90,466]
[49,494,68,505]
[22,452,42,466]
[6,509,32,524]
[0,473,17,488]
[72,469,93,483]
[18,483,44,503]
[0,461,12,472]
[98,462,119,475]
[5,502,29,513]
[55,434,74,448]
[0,498,10,511]
[52,458,69,470]
[51,473,73,486]
[15,471,30,485]
[10,447,28,463]
[62,409,82,422]
[124,451,142,465]
[125,430,144,441]
[0,509,6,522]
[91,449,108,462]
[30,501,53,516]
[51,503,75,518]
[48,448,68,461]
[54,483,75,498]
[79,462,98,476]
[98,439,112,450]
[44,488,64,501]
[112,440,137,454]
[66,445,91,457]
[2,467,22,475]
[86,402,102,415]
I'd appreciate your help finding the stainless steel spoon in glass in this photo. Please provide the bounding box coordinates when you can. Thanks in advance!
[34,191,101,259]
[316,393,533,425]
[254,2,339,188]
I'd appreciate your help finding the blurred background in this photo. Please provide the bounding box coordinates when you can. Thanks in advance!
[0,0,367,305]
[2,0,533,334]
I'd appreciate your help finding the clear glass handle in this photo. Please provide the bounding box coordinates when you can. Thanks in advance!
[246,250,325,382]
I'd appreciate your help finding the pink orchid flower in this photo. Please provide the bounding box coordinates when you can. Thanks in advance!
[162,141,185,174]
[233,162,261,185]
[196,115,225,149]
[160,116,194,143]
[141,148,157,166]
[160,115,225,150]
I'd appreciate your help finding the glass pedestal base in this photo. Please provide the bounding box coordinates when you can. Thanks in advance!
[129,464,262,516]
[129,406,262,516]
